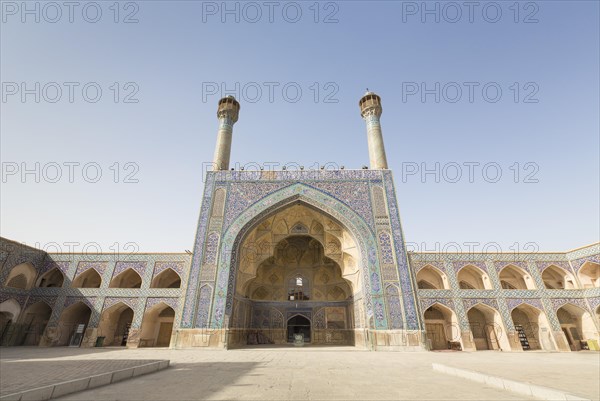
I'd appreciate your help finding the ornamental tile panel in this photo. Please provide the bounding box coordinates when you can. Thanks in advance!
[153,261,185,277]
[103,297,138,311]
[40,260,70,275]
[505,298,543,311]
[113,261,147,277]
[75,261,109,276]
[570,254,600,272]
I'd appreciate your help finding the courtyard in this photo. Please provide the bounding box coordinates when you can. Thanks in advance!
[1,346,598,401]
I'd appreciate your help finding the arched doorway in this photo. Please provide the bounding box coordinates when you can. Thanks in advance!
[19,302,53,346]
[0,299,21,345]
[287,315,311,343]
[228,202,362,348]
[424,303,460,350]
[97,303,134,346]
[557,304,597,351]
[139,303,175,347]
[467,304,510,351]
[56,302,92,346]
[510,304,554,351]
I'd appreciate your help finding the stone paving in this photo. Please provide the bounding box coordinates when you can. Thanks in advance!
[1,346,598,400]
[0,348,161,397]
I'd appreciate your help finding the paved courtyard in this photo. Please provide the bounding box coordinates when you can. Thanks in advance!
[1,346,598,400]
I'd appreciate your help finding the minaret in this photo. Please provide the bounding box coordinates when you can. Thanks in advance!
[212,96,240,170]
[359,91,388,169]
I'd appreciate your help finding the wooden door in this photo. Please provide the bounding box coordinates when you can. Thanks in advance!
[426,323,447,350]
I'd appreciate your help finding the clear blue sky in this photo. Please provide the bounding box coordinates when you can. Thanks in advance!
[1,1,598,253]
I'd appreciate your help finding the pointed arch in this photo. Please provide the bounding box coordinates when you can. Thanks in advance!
[286,314,311,343]
[457,265,491,290]
[542,265,577,289]
[151,268,181,288]
[206,183,387,332]
[139,302,175,347]
[0,299,21,345]
[19,301,53,346]
[36,268,64,288]
[498,264,535,290]
[97,302,134,346]
[72,268,102,288]
[290,222,309,234]
[466,303,511,351]
[417,265,448,289]
[0,299,22,323]
[56,301,92,346]
[4,262,36,289]
[109,268,142,288]
[510,303,555,351]
[578,261,600,288]
[423,302,461,350]
[556,303,598,350]
[211,188,226,217]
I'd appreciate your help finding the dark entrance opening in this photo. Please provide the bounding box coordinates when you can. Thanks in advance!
[287,315,311,343]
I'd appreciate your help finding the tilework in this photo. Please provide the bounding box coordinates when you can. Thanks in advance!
[0,243,189,337]
[566,244,600,261]
[535,261,572,272]
[384,284,403,329]
[371,186,388,218]
[145,297,178,311]
[211,188,226,217]
[493,261,530,273]
[549,297,589,312]
[410,249,600,343]
[75,262,109,277]
[113,261,147,278]
[462,298,499,312]
[412,261,446,273]
[103,297,138,311]
[64,296,95,310]
[203,233,220,265]
[313,307,326,329]
[40,260,70,276]
[420,298,455,312]
[25,295,58,309]
[588,297,600,312]
[181,173,216,327]
[378,232,394,265]
[570,254,600,272]
[196,284,213,328]
[153,262,185,278]
[0,293,28,307]
[223,182,288,229]
[382,171,419,330]
[453,261,488,273]
[1,175,598,351]
[505,298,543,311]
[310,181,374,226]
[204,182,389,330]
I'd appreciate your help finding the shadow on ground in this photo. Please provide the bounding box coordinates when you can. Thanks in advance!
[0,359,163,396]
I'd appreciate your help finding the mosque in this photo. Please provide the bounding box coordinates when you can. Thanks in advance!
[1,92,598,352]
